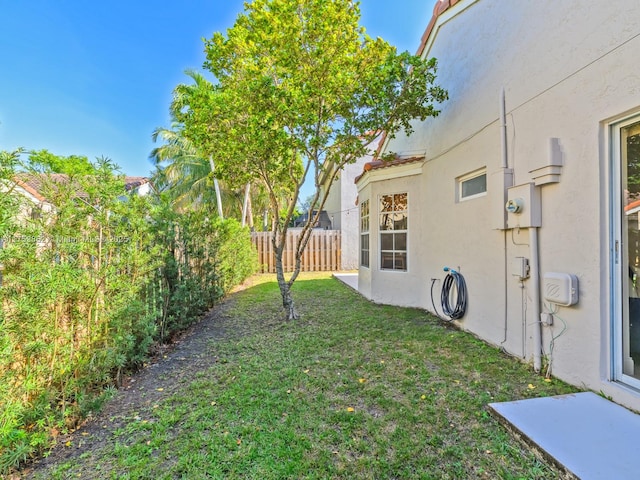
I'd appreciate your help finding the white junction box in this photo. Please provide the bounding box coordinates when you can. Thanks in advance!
[512,257,530,280]
[543,272,579,306]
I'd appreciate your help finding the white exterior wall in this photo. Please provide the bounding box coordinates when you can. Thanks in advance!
[358,164,425,307]
[358,0,640,410]
[323,154,373,270]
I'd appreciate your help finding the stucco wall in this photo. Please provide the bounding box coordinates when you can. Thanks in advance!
[358,0,640,410]
[323,153,373,270]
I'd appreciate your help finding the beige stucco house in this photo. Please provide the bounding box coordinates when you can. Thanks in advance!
[356,0,640,412]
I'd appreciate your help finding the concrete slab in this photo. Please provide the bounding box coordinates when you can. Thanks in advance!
[489,392,640,479]
[333,273,358,291]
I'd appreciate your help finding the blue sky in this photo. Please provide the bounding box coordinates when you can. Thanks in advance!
[0,0,437,178]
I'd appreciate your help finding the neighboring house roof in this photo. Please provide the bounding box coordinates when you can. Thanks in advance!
[12,173,152,204]
[293,210,333,229]
[123,176,151,191]
[625,198,640,214]
[354,155,425,184]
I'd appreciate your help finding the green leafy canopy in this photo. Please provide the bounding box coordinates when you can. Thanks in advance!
[174,0,448,318]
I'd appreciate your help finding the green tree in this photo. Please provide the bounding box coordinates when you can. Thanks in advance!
[166,70,296,228]
[178,0,447,319]
[27,149,97,175]
[150,125,223,214]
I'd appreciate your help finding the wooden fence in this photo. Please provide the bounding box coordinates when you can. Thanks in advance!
[251,229,341,273]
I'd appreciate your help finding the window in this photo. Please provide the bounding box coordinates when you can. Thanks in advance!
[459,169,487,201]
[360,200,370,267]
[379,193,407,271]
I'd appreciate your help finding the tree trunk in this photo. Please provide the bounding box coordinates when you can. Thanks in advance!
[274,240,298,320]
[241,182,251,227]
[209,157,224,219]
[246,193,254,231]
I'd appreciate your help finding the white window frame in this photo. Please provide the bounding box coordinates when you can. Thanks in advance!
[458,168,487,202]
[379,192,408,272]
[360,199,370,268]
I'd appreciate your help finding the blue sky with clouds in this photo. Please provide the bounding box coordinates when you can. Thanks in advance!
[0,0,437,177]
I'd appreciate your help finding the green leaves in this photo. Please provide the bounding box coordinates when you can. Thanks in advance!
[170,0,448,318]
[0,158,258,474]
[27,149,98,175]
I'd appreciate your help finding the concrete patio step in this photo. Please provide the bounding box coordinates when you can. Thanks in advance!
[333,273,358,291]
[489,392,640,479]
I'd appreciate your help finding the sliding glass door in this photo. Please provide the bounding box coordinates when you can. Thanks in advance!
[615,117,640,384]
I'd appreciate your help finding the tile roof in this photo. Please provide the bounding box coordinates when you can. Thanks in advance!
[416,0,460,57]
[123,176,150,191]
[354,156,425,184]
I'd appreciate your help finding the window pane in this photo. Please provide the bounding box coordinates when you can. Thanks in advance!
[395,232,407,250]
[462,173,487,198]
[622,121,640,378]
[381,195,393,212]
[381,233,393,250]
[361,234,369,250]
[381,253,394,269]
[394,193,408,211]
[394,252,407,270]
[380,213,394,230]
[392,213,407,230]
[361,250,369,267]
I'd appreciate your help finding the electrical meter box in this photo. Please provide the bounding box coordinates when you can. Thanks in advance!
[543,272,578,306]
[506,182,541,229]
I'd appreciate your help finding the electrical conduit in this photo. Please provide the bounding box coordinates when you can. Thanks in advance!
[529,226,542,372]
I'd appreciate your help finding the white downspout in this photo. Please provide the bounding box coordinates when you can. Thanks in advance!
[500,88,510,344]
[530,226,542,372]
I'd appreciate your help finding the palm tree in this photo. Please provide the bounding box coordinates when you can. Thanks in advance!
[150,126,225,216]
[155,70,295,228]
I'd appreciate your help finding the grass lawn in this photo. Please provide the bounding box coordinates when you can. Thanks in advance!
[35,273,579,479]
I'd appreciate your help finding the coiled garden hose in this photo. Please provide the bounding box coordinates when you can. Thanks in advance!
[440,267,467,320]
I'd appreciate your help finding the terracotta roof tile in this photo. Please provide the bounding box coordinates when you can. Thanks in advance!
[416,0,457,57]
[354,155,425,184]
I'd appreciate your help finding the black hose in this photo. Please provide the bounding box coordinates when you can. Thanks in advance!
[430,278,449,321]
[440,269,467,320]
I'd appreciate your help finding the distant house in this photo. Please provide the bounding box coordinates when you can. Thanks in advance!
[319,135,380,270]
[0,174,152,282]
[293,210,333,229]
[355,0,640,412]
[13,173,152,200]
[10,173,152,216]
[1,173,153,230]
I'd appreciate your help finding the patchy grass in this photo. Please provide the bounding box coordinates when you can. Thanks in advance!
[31,273,579,479]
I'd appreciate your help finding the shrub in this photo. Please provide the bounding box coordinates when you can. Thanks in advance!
[0,157,258,474]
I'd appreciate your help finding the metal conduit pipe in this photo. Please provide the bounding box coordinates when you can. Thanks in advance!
[529,226,542,372]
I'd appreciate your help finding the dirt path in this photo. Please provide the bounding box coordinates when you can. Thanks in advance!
[20,294,244,479]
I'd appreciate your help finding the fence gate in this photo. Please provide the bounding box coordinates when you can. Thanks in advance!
[251,230,341,273]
